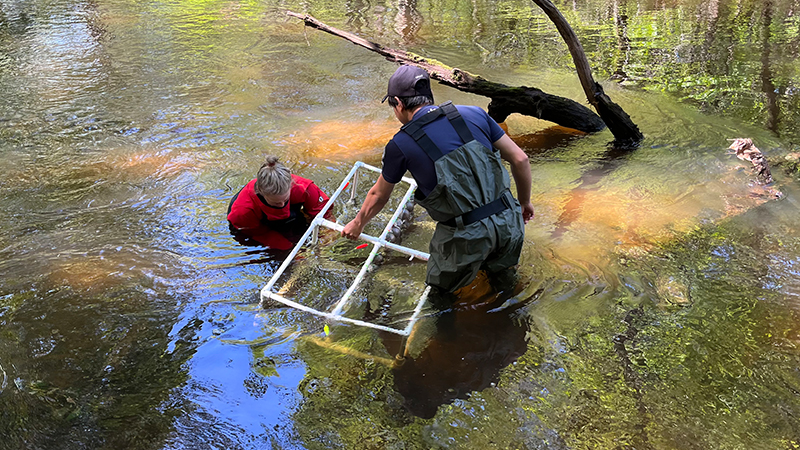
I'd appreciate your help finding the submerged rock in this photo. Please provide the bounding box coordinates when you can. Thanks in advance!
[785,152,800,174]
[655,275,691,306]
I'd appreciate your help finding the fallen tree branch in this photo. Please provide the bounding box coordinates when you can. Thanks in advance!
[531,0,644,146]
[286,11,606,133]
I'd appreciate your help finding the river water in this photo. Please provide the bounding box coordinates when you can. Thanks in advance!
[2,0,800,448]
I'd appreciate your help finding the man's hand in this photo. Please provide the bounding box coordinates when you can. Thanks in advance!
[342,218,365,240]
[341,175,396,240]
[521,202,535,224]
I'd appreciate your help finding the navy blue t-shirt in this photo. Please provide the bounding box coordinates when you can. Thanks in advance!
[381,104,506,197]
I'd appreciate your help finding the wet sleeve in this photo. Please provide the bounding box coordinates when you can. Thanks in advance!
[247,229,295,250]
[227,200,262,232]
[381,140,406,184]
[302,182,334,220]
[228,207,295,250]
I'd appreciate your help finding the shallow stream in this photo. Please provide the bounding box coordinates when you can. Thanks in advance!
[1,0,800,448]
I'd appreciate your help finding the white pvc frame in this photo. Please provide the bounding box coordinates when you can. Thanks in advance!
[259,162,431,336]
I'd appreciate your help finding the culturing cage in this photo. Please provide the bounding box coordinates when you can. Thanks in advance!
[259,162,431,343]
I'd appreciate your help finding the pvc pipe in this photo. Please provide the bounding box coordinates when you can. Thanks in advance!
[330,183,421,316]
[259,161,430,335]
[318,219,429,261]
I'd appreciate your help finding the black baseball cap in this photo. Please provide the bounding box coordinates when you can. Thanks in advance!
[381,65,433,103]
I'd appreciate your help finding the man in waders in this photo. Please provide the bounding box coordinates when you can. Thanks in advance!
[342,65,534,297]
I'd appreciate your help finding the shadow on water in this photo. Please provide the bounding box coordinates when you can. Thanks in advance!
[378,272,535,419]
[506,124,586,155]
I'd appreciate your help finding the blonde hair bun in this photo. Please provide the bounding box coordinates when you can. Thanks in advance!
[256,155,291,196]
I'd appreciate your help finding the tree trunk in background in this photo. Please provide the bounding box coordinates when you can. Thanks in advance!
[611,0,631,81]
[531,0,644,146]
[286,11,607,134]
[761,1,779,133]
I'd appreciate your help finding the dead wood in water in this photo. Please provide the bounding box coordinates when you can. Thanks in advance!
[286,11,606,134]
[728,138,775,186]
[531,0,644,146]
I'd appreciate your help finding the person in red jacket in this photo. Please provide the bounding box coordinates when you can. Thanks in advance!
[227,156,332,250]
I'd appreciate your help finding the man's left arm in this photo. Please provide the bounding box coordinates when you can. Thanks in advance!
[494,134,534,224]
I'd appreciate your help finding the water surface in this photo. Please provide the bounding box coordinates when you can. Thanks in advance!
[1,0,799,449]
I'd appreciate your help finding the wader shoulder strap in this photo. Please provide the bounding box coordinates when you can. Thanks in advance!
[400,101,477,162]
[439,102,475,145]
[400,106,445,161]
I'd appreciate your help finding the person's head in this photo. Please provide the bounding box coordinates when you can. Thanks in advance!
[255,156,292,207]
[382,65,434,121]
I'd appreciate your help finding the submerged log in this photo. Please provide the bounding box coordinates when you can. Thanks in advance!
[286,11,606,133]
[531,0,644,146]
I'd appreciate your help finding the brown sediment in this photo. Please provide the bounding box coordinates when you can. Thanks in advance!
[275,119,397,161]
[115,151,203,179]
[47,252,166,292]
[5,149,204,188]
[537,167,776,263]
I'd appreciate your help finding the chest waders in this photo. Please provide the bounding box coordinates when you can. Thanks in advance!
[401,102,524,292]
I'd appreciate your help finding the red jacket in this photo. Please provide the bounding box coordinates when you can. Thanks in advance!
[227,175,331,250]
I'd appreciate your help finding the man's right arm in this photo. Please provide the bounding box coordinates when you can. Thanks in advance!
[342,175,396,239]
